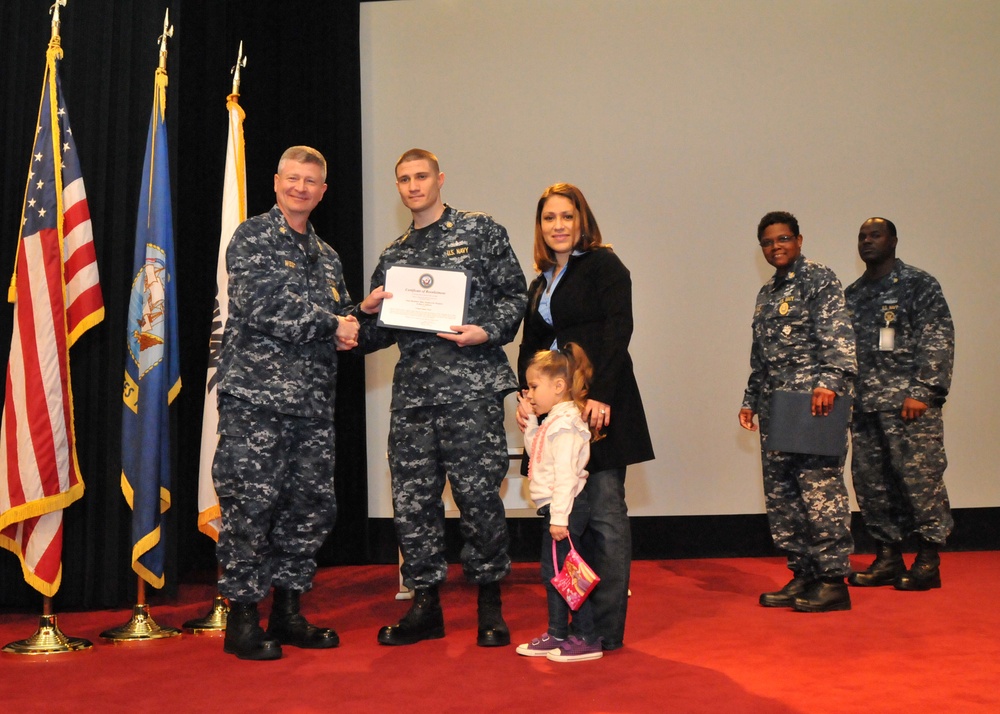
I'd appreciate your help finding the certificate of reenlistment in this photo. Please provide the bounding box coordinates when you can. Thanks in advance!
[377,263,471,334]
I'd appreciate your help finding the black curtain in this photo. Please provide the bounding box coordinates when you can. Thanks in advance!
[0,0,366,610]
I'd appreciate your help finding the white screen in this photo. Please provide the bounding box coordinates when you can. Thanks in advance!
[360,0,1000,517]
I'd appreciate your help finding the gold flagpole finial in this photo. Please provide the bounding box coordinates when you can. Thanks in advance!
[157,9,174,71]
[231,41,247,96]
[49,0,68,40]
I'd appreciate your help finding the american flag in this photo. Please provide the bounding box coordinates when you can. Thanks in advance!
[0,43,104,597]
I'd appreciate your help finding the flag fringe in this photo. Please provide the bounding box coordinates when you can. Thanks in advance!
[197,507,222,542]
[120,473,170,514]
[0,481,84,531]
[67,306,105,347]
[0,531,62,597]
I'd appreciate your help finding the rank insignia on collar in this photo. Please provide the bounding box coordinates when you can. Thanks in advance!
[444,221,454,230]
[787,272,795,279]
[285,259,296,268]
[331,285,340,301]
[279,226,288,234]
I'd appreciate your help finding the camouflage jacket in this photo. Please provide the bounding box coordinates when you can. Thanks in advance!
[218,205,354,420]
[359,205,527,410]
[743,254,857,411]
[845,259,954,412]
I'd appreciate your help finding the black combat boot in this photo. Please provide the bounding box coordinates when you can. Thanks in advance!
[895,540,942,591]
[224,600,282,660]
[377,585,445,645]
[759,575,812,608]
[793,577,852,612]
[266,587,339,649]
[476,581,510,647]
[848,542,905,587]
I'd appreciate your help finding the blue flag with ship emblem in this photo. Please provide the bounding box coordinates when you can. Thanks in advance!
[121,66,181,588]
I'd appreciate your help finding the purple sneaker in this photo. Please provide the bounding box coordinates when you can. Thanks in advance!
[515,632,564,657]
[546,635,603,662]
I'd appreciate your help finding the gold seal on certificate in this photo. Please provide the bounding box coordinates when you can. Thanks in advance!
[377,263,472,334]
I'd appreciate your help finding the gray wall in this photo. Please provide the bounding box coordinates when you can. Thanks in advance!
[360,0,1000,518]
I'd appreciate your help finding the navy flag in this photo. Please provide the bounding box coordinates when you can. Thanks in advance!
[121,64,180,588]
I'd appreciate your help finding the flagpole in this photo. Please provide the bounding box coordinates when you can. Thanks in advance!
[183,41,247,635]
[101,9,180,644]
[2,0,94,658]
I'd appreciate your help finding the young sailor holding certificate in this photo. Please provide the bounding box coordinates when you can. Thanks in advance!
[357,148,527,647]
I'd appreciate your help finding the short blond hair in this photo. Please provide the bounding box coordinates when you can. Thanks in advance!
[394,148,440,177]
[278,145,327,181]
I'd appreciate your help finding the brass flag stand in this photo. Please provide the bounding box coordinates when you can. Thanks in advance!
[100,576,180,642]
[183,566,228,634]
[3,596,93,655]
[182,594,228,634]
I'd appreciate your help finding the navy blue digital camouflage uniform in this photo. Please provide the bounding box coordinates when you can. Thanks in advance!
[845,259,954,546]
[358,205,527,588]
[214,205,355,602]
[743,254,857,579]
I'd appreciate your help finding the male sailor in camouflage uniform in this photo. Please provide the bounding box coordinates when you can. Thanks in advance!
[739,211,857,612]
[214,146,360,660]
[358,148,527,646]
[845,217,954,591]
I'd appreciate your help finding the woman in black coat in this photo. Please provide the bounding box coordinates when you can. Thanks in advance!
[516,183,654,651]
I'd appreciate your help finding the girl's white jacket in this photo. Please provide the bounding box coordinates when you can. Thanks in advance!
[524,401,591,527]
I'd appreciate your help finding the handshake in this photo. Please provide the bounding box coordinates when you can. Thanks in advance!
[335,314,360,351]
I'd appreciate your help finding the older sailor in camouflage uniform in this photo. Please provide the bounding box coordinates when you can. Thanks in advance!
[845,217,954,591]
[359,149,526,647]
[739,211,857,612]
[214,146,359,660]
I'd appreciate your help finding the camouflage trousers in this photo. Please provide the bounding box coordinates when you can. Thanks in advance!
[389,395,511,588]
[760,425,853,579]
[213,394,337,602]
[851,409,952,546]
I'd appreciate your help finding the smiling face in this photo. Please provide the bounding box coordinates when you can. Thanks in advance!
[539,195,580,264]
[274,159,327,228]
[525,364,567,416]
[759,222,803,273]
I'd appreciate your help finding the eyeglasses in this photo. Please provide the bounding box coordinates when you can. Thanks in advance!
[759,235,797,248]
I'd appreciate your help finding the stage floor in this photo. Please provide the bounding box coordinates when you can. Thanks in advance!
[2,552,999,713]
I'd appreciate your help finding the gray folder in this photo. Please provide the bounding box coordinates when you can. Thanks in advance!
[764,390,850,457]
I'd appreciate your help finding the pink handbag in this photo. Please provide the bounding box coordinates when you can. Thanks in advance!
[550,534,600,610]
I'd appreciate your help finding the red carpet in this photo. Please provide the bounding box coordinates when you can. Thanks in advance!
[2,552,998,713]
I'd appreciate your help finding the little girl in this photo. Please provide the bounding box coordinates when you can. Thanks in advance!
[516,343,603,662]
